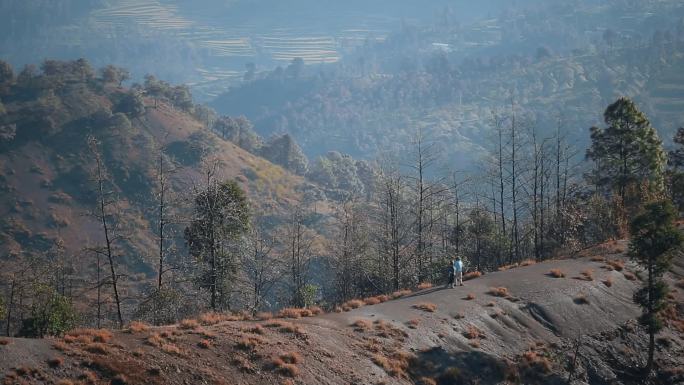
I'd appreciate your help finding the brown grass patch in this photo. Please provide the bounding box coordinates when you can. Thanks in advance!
[414,303,437,312]
[623,271,637,281]
[236,336,264,351]
[606,259,625,271]
[520,259,537,267]
[579,269,594,281]
[198,339,211,349]
[270,355,302,377]
[573,294,589,305]
[371,350,414,378]
[603,277,613,287]
[469,340,481,348]
[256,311,273,320]
[341,299,365,311]
[243,324,265,335]
[391,289,413,298]
[52,341,68,351]
[464,293,476,300]
[277,308,304,319]
[126,321,150,333]
[417,282,433,290]
[417,377,437,385]
[364,295,390,305]
[67,329,112,343]
[146,333,164,347]
[463,271,482,281]
[498,264,517,271]
[84,343,108,355]
[590,256,605,262]
[519,350,552,374]
[488,287,509,297]
[279,352,303,364]
[63,335,76,344]
[179,318,200,330]
[463,325,483,339]
[0,339,10,346]
[548,269,565,278]
[351,319,373,331]
[56,380,74,385]
[47,357,64,367]
[407,318,421,329]
[160,343,182,356]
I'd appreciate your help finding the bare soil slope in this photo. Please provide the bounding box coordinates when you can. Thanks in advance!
[2,244,683,385]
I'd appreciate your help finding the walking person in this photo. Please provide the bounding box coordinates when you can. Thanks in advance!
[447,260,455,288]
[453,256,464,287]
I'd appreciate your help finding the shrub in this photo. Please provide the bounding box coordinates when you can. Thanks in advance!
[520,259,537,267]
[603,277,613,287]
[407,319,421,329]
[463,271,482,281]
[463,325,482,339]
[579,269,594,281]
[417,282,433,290]
[18,285,78,337]
[414,303,437,312]
[341,299,365,311]
[548,269,565,278]
[498,264,517,271]
[488,287,509,297]
[198,339,211,349]
[278,308,304,319]
[465,293,476,300]
[244,324,265,335]
[606,260,625,271]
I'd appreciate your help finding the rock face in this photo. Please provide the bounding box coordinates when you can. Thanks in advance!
[1,248,682,385]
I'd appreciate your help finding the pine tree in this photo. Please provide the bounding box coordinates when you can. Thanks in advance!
[629,200,682,374]
[668,127,684,212]
[587,97,667,204]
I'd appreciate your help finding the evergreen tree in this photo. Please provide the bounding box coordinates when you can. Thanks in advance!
[629,200,682,374]
[668,127,684,212]
[185,178,250,311]
[587,97,667,203]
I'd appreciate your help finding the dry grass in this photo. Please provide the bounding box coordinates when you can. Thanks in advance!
[352,319,373,331]
[47,357,64,367]
[160,343,182,356]
[67,329,112,343]
[84,343,108,355]
[548,269,565,278]
[603,277,613,287]
[417,377,437,385]
[52,341,68,351]
[407,318,421,329]
[469,340,481,348]
[364,295,390,305]
[146,333,164,347]
[579,269,594,281]
[263,320,304,336]
[606,259,625,271]
[279,352,303,364]
[198,339,211,349]
[623,271,637,281]
[463,271,482,281]
[371,350,414,378]
[391,289,413,298]
[277,308,304,319]
[56,380,74,385]
[520,259,537,267]
[198,312,224,325]
[341,299,365,311]
[126,321,150,333]
[573,294,589,305]
[256,311,274,320]
[271,354,302,377]
[453,312,465,320]
[464,293,476,300]
[463,325,483,340]
[414,303,437,312]
[498,264,518,271]
[486,301,496,307]
[519,350,552,374]
[243,324,265,335]
[179,318,200,330]
[590,256,605,262]
[276,363,300,377]
[417,282,433,290]
[0,339,10,345]
[488,287,509,297]
[236,335,265,351]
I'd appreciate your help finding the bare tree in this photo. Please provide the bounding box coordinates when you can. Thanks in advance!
[243,222,280,311]
[283,205,315,307]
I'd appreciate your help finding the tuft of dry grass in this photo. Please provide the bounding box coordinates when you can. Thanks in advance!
[47,357,64,368]
[126,321,150,333]
[364,295,390,305]
[56,380,74,385]
[520,259,537,267]
[256,311,273,320]
[520,350,552,374]
[84,343,108,355]
[488,287,509,297]
[623,271,637,281]
[270,354,302,377]
[160,343,182,356]
[198,312,223,325]
[391,289,413,298]
[146,333,164,347]
[573,294,589,305]
[463,271,482,281]
[278,308,304,319]
[548,269,565,278]
[590,256,605,262]
[486,301,496,307]
[371,350,414,378]
[606,259,625,271]
[498,264,518,271]
[0,339,10,346]
[414,303,437,312]
[453,312,465,320]
[579,269,594,281]
[67,329,112,344]
[469,340,481,348]
[351,319,373,331]
[417,282,433,290]
[602,277,613,287]
[463,325,483,340]
[341,299,365,311]
[407,319,421,329]
[198,339,211,349]
[279,352,303,365]
[243,324,265,335]
[676,279,684,290]
[464,293,476,300]
[179,318,200,330]
[52,341,68,351]
[417,377,437,385]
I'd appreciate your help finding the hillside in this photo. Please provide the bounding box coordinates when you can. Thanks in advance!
[0,61,327,321]
[1,242,682,385]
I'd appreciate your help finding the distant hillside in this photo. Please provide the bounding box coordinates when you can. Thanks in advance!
[0,59,322,314]
[1,243,682,385]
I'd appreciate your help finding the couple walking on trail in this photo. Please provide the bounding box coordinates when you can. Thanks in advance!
[448,256,464,288]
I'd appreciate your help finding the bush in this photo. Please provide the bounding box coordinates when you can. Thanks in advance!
[417,282,433,290]
[18,285,77,338]
[414,303,437,312]
[548,269,565,278]
[488,287,509,297]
